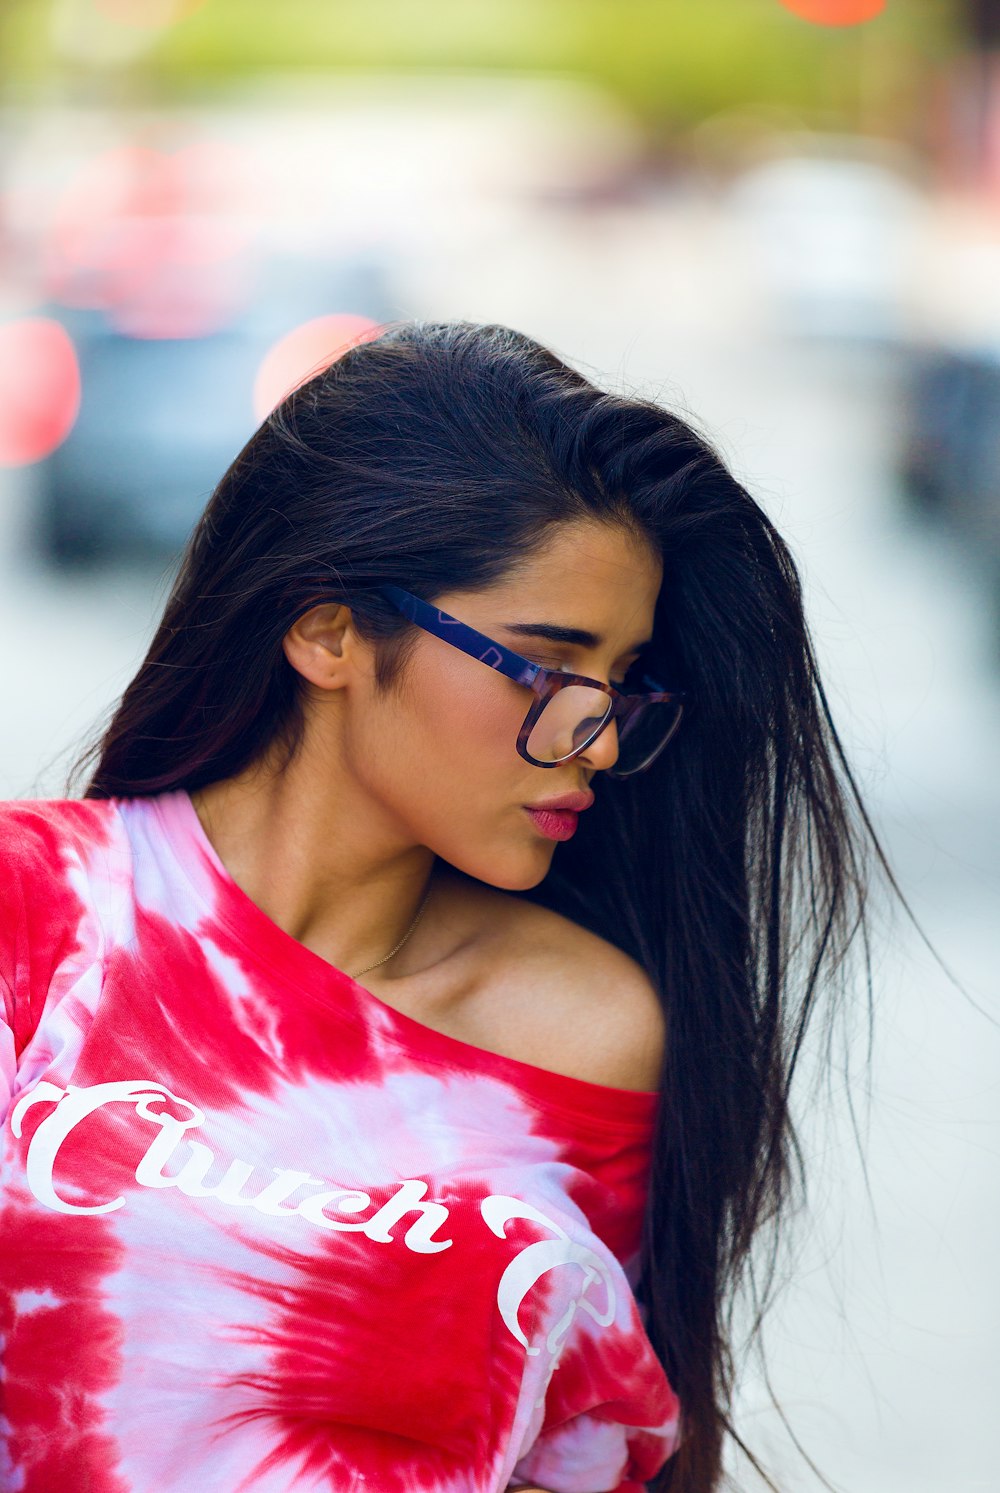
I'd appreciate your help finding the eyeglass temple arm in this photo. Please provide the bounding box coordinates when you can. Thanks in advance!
[300,577,535,683]
[377,583,542,686]
[301,578,686,701]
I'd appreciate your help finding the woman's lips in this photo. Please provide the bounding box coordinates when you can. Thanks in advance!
[523,806,579,840]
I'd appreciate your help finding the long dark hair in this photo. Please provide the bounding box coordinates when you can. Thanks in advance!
[66,319,910,1491]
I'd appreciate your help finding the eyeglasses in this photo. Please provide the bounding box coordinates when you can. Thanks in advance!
[300,579,691,777]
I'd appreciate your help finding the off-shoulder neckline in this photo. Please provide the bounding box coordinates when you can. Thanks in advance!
[134,788,661,1136]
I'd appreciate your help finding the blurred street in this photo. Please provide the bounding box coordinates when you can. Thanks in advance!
[5,0,1000,1484]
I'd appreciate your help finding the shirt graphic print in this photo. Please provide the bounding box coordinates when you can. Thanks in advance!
[0,789,681,1492]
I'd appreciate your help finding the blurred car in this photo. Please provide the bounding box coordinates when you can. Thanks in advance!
[898,344,1000,517]
[29,252,398,566]
[897,342,1000,533]
[897,339,1000,645]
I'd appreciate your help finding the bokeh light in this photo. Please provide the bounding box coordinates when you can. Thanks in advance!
[44,139,259,338]
[777,0,887,23]
[0,318,81,467]
[253,314,384,423]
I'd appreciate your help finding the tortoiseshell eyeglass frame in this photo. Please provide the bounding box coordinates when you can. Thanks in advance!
[300,579,691,777]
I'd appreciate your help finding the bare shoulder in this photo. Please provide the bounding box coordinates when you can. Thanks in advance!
[531,905,667,1094]
[452,877,667,1093]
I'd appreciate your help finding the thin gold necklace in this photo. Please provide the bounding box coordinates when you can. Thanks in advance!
[348,868,436,980]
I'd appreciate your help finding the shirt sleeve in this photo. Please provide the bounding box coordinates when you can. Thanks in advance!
[0,800,92,1119]
[505,1130,682,1493]
[508,1345,681,1493]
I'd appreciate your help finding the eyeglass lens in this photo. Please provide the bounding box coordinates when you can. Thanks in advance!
[526,686,682,775]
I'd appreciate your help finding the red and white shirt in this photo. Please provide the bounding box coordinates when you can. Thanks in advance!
[0,789,681,1492]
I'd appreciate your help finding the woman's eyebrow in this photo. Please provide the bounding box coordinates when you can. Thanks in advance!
[502,621,652,650]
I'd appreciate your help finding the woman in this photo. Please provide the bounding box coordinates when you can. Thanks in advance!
[0,320,898,1492]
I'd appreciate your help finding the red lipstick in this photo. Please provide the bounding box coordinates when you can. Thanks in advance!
[524,807,579,840]
[522,788,593,841]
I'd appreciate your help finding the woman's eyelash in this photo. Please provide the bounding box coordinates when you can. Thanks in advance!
[533,657,638,683]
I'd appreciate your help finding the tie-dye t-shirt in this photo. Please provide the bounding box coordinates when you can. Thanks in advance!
[0,789,681,1492]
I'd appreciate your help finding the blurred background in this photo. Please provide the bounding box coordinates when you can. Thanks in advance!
[1,1,998,1488]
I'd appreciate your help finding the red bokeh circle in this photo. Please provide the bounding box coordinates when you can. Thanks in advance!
[253,315,384,423]
[777,0,886,23]
[0,318,81,467]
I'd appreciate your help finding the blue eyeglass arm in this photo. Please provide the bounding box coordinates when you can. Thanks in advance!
[299,578,686,700]
[377,584,543,687]
[379,585,687,702]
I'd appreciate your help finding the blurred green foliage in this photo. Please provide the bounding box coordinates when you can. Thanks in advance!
[2,0,959,137]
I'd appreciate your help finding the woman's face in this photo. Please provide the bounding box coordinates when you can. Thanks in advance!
[289,519,663,891]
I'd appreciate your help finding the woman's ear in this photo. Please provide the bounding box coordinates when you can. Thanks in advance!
[282,603,362,689]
